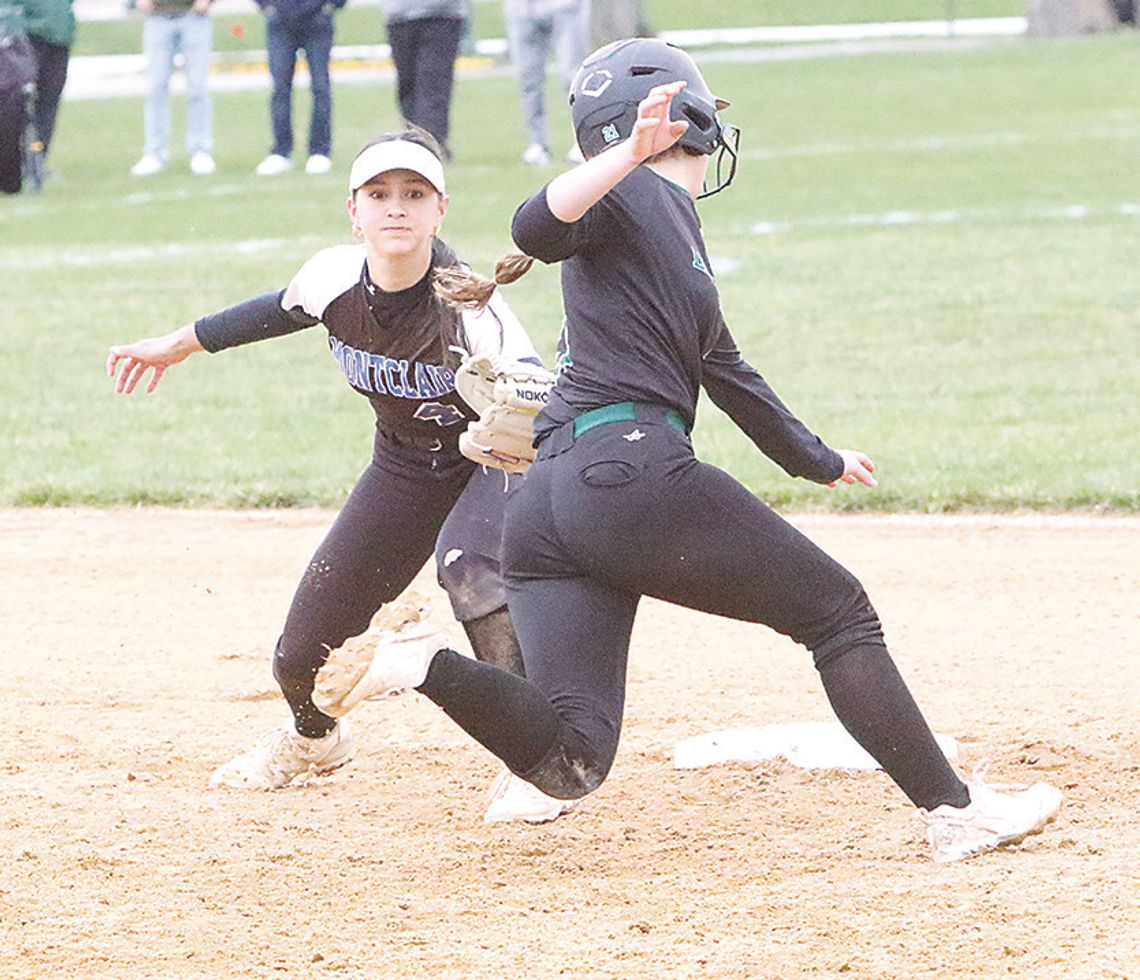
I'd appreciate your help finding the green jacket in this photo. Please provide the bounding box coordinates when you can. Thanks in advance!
[128,0,213,16]
[18,0,74,47]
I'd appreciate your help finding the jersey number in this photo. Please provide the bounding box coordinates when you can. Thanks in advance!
[414,402,467,427]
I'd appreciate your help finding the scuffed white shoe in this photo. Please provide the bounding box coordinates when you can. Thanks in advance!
[209,720,354,790]
[190,151,216,175]
[313,623,449,717]
[305,153,332,174]
[922,774,1062,863]
[521,142,551,166]
[484,768,579,824]
[130,154,165,177]
[255,153,293,176]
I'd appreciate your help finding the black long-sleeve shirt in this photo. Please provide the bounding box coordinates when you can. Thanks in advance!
[511,166,842,484]
[194,238,538,452]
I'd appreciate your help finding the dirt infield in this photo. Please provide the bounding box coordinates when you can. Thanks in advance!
[3,508,1137,979]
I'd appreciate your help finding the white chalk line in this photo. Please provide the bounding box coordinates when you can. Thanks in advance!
[1,236,327,270]
[788,512,1140,530]
[745,132,1029,161]
[752,203,1140,236]
[5,204,1132,269]
[0,181,249,224]
[9,505,1131,528]
[744,124,1140,162]
[119,182,248,206]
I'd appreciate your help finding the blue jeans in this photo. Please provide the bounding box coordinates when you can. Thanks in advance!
[504,2,588,148]
[266,10,334,157]
[141,11,213,158]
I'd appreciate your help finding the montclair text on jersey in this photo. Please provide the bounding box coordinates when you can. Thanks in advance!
[330,336,457,399]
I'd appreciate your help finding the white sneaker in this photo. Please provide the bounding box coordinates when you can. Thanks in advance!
[130,154,164,177]
[209,720,354,790]
[521,142,551,166]
[255,153,293,176]
[190,151,216,175]
[922,775,1062,863]
[312,623,449,717]
[484,768,579,824]
[305,153,332,175]
[565,144,585,164]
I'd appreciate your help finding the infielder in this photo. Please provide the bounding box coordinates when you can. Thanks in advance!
[314,41,1063,862]
[106,129,568,821]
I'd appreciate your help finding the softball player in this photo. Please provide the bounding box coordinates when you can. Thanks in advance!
[309,42,1063,861]
[106,129,543,797]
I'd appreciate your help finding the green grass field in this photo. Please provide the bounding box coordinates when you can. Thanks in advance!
[2,30,1137,510]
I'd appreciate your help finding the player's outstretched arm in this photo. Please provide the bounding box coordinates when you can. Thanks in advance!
[546,81,690,223]
[106,323,205,394]
[829,449,878,488]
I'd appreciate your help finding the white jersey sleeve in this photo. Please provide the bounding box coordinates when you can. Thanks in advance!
[460,290,542,363]
[281,244,367,320]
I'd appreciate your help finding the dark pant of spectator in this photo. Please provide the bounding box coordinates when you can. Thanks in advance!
[1108,0,1135,21]
[0,85,24,193]
[28,35,69,154]
[386,15,462,153]
[267,10,334,157]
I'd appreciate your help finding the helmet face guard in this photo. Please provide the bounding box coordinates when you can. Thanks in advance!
[569,38,740,196]
[698,123,740,200]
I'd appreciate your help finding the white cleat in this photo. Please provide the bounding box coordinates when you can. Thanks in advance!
[922,775,1062,863]
[312,623,449,718]
[484,768,579,824]
[521,142,551,166]
[190,151,216,175]
[129,154,165,177]
[209,720,354,790]
[255,153,293,176]
[305,153,332,175]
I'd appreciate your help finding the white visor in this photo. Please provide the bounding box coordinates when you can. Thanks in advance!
[348,140,446,195]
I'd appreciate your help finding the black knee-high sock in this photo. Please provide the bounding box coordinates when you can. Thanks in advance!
[272,642,338,739]
[418,650,560,774]
[462,605,526,676]
[820,645,970,811]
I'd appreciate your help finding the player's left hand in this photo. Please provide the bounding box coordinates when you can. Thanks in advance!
[830,449,877,488]
[454,354,555,473]
[628,81,690,163]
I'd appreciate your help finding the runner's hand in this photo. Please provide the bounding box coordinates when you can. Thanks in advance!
[627,81,690,163]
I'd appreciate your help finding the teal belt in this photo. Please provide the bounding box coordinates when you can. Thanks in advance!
[572,402,690,438]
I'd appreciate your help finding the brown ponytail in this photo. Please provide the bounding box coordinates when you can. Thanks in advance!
[433,253,536,312]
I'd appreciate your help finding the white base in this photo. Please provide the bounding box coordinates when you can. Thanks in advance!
[674,721,959,772]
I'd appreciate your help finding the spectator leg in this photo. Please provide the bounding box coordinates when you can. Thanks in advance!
[181,11,213,156]
[267,14,299,156]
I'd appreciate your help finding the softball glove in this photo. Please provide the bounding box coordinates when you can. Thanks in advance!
[455,354,555,474]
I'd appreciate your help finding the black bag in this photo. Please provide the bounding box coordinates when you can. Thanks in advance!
[0,7,36,92]
[1108,0,1135,23]
[0,10,37,194]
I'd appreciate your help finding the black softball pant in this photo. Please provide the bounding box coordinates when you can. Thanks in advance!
[419,416,969,812]
[386,16,462,148]
[274,445,516,737]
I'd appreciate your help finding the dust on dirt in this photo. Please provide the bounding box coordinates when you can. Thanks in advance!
[2,509,1137,978]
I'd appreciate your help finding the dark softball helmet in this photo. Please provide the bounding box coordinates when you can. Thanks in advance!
[568,37,740,197]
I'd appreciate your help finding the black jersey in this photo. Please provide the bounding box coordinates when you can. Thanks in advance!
[194,238,538,454]
[511,167,842,483]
